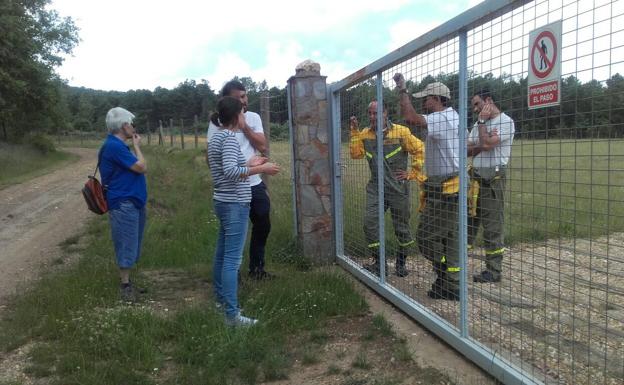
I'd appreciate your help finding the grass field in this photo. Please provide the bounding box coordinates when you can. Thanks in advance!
[340,137,624,257]
[0,146,462,385]
[20,134,622,383]
[0,143,77,188]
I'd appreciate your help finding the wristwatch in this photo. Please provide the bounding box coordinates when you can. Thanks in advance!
[477,119,487,125]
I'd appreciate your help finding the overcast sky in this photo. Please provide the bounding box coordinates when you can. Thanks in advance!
[49,0,482,92]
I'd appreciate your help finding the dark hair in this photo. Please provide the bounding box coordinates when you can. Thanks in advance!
[210,96,243,127]
[473,88,494,103]
[221,80,246,97]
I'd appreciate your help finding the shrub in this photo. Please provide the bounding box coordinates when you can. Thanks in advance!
[24,133,56,154]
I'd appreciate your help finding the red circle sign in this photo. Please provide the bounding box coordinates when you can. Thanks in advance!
[531,30,557,79]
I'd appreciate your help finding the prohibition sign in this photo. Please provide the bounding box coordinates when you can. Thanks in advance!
[531,30,557,79]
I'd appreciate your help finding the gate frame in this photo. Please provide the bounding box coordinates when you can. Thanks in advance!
[328,1,543,384]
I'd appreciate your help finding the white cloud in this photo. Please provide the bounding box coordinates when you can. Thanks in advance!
[204,53,253,91]
[387,20,440,51]
[50,0,475,90]
[206,41,303,89]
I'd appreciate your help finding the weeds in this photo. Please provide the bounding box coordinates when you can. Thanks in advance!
[0,142,76,187]
[0,147,368,385]
[0,146,456,385]
[352,351,371,370]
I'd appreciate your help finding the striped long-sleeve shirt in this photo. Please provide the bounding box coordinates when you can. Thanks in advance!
[208,129,252,203]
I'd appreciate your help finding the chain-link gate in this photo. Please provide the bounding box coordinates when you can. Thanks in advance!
[330,0,624,384]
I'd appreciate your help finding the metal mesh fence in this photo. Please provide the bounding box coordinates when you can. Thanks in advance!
[332,0,624,384]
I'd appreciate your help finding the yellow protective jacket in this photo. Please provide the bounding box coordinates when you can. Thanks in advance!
[350,123,426,190]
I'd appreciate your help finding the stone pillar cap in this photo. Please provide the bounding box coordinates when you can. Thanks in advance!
[295,59,321,77]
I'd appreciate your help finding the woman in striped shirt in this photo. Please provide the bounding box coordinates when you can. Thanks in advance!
[208,96,280,326]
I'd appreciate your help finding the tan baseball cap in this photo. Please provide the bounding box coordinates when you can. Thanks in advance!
[412,82,451,99]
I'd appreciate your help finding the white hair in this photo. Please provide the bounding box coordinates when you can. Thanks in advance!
[105,107,135,133]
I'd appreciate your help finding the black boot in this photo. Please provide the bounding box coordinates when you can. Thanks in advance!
[364,252,388,277]
[427,277,459,300]
[395,249,409,277]
[428,263,458,300]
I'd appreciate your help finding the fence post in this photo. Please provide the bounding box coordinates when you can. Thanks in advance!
[169,118,174,147]
[194,115,199,149]
[180,118,185,149]
[158,120,164,145]
[147,120,151,145]
[287,60,333,264]
[260,91,270,157]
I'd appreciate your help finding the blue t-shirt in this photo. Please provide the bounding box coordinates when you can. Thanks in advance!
[99,134,147,210]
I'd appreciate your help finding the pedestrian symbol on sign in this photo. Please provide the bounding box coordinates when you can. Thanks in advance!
[531,30,557,79]
[539,40,548,70]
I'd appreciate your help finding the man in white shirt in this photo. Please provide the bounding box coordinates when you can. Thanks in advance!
[394,74,462,301]
[207,80,274,280]
[467,88,515,283]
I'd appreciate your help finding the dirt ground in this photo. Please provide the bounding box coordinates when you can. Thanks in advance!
[0,147,96,314]
[0,148,495,385]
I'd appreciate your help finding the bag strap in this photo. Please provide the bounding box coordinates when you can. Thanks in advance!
[94,145,104,177]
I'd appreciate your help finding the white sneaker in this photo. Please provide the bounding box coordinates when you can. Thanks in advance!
[225,314,258,327]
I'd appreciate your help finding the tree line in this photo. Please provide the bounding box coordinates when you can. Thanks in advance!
[0,0,290,142]
[3,1,624,143]
[343,72,624,140]
[63,78,289,139]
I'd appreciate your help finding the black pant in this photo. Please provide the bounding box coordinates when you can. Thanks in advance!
[249,182,271,273]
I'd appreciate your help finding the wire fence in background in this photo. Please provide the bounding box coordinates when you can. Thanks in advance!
[331,0,623,384]
[55,91,297,263]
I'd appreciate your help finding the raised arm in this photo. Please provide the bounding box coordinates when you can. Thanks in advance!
[475,103,501,151]
[349,116,365,159]
[240,121,268,154]
[393,73,428,131]
[129,134,147,174]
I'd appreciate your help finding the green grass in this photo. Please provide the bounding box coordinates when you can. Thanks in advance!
[351,351,371,369]
[4,135,619,383]
[0,142,77,188]
[340,138,624,251]
[504,138,624,243]
[0,146,367,385]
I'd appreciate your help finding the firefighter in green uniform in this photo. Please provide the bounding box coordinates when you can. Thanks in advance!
[467,88,515,283]
[350,101,425,277]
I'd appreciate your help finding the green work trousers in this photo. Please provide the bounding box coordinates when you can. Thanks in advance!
[468,172,506,276]
[364,182,414,262]
[417,180,459,285]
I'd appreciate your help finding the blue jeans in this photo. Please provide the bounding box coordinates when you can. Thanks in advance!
[213,200,250,318]
[109,200,146,269]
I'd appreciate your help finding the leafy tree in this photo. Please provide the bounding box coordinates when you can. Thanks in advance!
[0,0,78,140]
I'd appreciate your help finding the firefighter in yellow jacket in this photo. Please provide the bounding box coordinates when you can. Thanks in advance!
[350,101,425,277]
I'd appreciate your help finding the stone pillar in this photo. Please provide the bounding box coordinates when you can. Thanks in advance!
[288,60,333,264]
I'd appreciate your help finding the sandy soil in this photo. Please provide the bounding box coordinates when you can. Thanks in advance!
[0,147,96,312]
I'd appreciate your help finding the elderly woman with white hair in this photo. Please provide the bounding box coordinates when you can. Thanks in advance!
[100,107,148,302]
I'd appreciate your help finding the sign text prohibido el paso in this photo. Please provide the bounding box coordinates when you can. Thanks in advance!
[528,21,562,109]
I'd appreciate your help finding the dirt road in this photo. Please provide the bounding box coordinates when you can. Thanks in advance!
[0,147,496,384]
[0,147,96,310]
